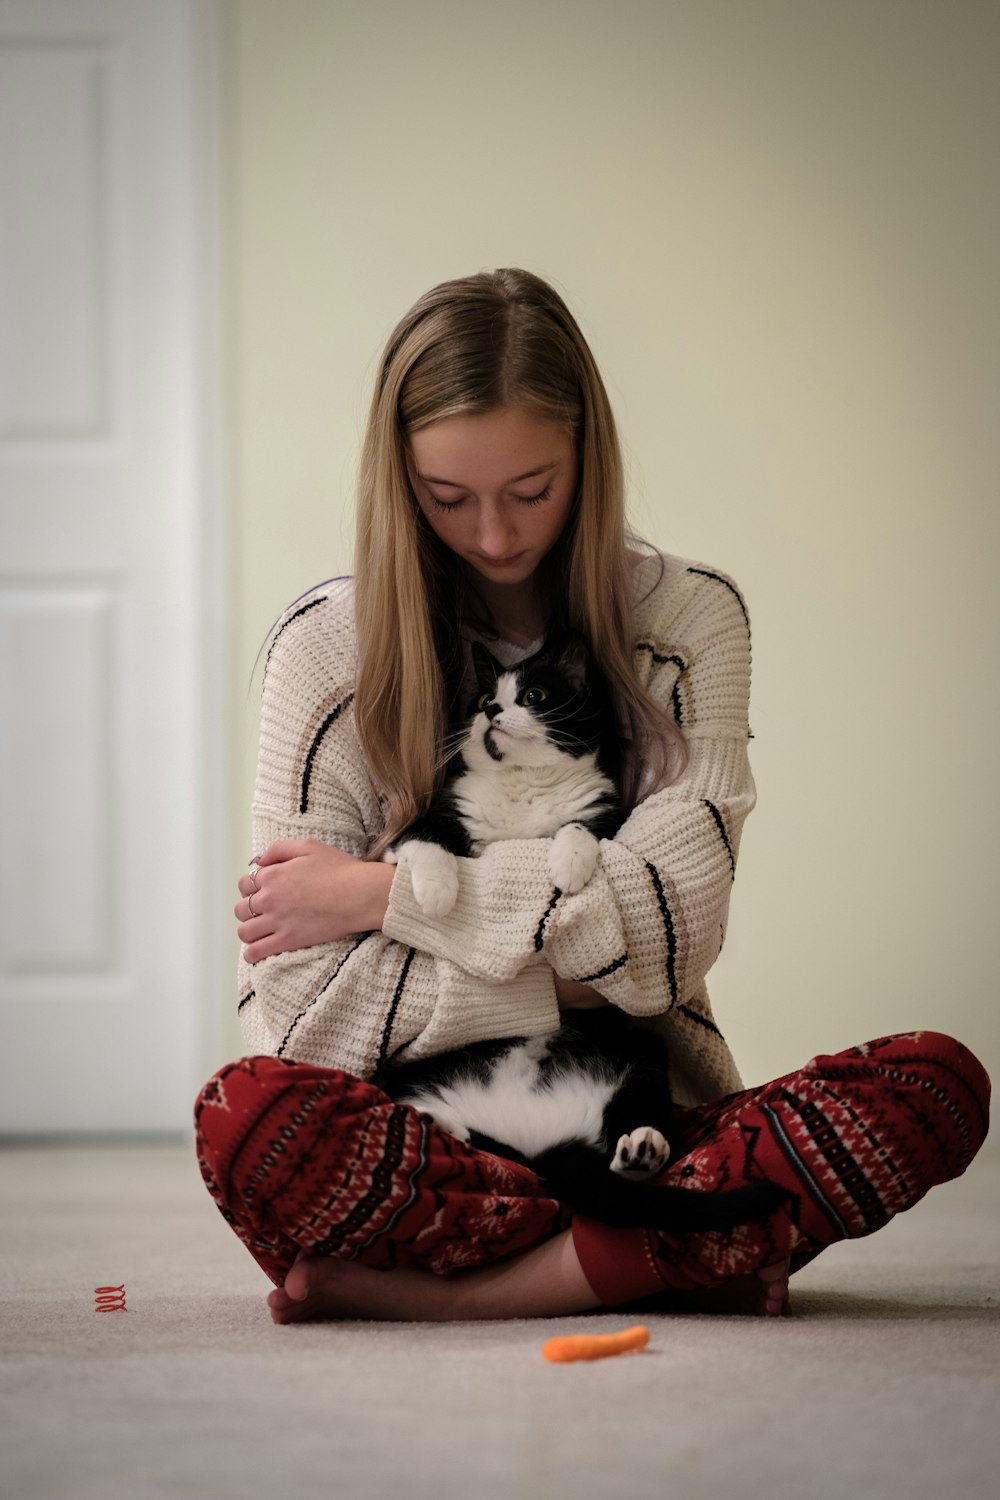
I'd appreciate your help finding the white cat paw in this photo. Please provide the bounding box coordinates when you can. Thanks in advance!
[398,840,459,917]
[611,1127,670,1179]
[548,823,599,894]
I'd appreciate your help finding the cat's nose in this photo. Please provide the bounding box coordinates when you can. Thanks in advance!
[484,702,502,721]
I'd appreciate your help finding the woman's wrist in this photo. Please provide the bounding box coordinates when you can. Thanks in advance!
[554,974,610,1010]
[357,859,395,932]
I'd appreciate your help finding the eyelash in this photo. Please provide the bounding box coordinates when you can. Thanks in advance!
[429,484,553,514]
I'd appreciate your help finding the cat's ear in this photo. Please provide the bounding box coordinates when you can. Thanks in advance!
[471,641,501,694]
[554,631,591,694]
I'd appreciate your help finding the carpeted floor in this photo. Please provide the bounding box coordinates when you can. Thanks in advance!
[1,1140,998,1500]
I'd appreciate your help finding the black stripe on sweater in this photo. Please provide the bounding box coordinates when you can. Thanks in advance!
[276,933,371,1056]
[686,567,751,637]
[265,597,327,671]
[702,799,735,878]
[237,989,254,1013]
[635,644,686,670]
[378,947,417,1069]
[636,645,688,724]
[644,860,678,1006]
[677,1002,723,1039]
[533,892,561,952]
[577,952,629,985]
[300,693,355,813]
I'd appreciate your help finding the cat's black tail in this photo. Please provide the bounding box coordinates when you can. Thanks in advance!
[532,1142,791,1232]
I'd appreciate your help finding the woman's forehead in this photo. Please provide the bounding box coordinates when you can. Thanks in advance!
[409,407,573,487]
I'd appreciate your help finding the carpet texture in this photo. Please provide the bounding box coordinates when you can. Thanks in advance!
[1,1141,998,1500]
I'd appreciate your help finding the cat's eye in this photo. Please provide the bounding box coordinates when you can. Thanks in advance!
[477,692,492,711]
[520,687,547,707]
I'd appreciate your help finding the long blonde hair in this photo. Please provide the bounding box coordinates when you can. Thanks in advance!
[354,268,687,857]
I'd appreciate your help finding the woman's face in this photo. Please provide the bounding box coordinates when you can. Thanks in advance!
[407,406,578,590]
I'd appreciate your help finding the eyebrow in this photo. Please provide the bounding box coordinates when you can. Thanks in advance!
[415,461,560,488]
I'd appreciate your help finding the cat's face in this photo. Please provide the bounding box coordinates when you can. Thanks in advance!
[464,637,602,771]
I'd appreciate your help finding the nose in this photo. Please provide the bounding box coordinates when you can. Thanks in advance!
[484,702,502,721]
[475,500,515,558]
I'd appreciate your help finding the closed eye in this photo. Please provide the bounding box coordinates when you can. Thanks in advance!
[427,484,553,514]
[514,484,552,507]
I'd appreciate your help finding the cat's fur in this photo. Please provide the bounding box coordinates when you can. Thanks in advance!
[380,634,786,1232]
[388,632,621,920]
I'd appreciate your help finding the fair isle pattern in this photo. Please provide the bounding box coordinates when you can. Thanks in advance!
[194,1055,570,1285]
[621,1031,992,1298]
[238,555,754,1105]
[193,1032,990,1297]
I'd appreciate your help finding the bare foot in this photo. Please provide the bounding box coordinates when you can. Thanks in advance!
[265,1246,791,1325]
[267,1251,456,1324]
[268,1229,604,1325]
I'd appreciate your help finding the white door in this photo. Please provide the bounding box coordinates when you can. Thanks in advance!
[0,0,225,1130]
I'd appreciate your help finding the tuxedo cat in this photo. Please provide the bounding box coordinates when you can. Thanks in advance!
[388,632,622,920]
[381,634,786,1232]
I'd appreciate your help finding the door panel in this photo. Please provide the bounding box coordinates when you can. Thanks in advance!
[0,0,223,1130]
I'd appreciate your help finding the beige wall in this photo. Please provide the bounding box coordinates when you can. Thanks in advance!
[224,0,999,1091]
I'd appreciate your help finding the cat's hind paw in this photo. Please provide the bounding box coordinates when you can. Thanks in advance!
[548,823,600,895]
[611,1127,670,1179]
[397,839,459,917]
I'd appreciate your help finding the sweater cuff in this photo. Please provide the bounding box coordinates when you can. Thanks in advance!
[571,1216,674,1306]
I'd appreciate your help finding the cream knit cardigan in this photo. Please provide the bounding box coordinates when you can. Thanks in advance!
[238,551,754,1107]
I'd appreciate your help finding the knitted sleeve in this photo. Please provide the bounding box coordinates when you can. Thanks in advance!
[237,581,561,1080]
[382,556,756,1030]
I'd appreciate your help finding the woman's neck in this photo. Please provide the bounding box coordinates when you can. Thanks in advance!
[464,569,550,646]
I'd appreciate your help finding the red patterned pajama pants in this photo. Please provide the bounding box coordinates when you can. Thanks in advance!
[194,1031,990,1307]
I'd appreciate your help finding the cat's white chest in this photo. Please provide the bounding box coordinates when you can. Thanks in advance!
[453,758,609,849]
[396,1037,619,1157]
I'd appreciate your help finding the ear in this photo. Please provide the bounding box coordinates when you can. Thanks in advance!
[471,641,501,695]
[555,631,591,694]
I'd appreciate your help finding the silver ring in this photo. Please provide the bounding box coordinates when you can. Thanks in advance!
[247,893,259,918]
[248,863,260,891]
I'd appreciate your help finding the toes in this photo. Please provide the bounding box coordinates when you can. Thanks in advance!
[268,1283,309,1324]
[282,1254,312,1302]
[611,1126,670,1177]
[757,1259,791,1317]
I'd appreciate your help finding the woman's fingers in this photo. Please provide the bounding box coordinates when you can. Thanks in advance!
[236,911,273,944]
[235,876,275,937]
[241,934,286,964]
[255,839,314,865]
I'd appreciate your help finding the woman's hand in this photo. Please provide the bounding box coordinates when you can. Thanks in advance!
[235,839,395,964]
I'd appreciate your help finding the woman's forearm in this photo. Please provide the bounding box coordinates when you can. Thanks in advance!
[237,840,395,963]
[554,974,610,1010]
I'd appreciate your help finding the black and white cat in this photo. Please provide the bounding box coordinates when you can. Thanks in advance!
[381,634,786,1232]
[389,632,622,920]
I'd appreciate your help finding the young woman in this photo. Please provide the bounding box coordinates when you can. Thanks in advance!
[195,269,989,1323]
